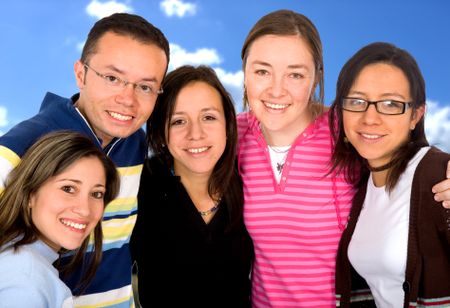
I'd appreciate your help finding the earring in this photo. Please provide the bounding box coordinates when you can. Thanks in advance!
[344,136,349,143]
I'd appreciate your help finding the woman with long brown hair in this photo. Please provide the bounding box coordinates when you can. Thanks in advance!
[0,131,119,306]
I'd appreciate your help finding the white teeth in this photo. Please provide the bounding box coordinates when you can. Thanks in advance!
[109,111,132,121]
[361,133,381,139]
[61,219,87,230]
[187,147,208,154]
[264,102,288,110]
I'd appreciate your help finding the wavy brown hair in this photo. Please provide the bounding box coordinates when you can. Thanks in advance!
[0,131,119,293]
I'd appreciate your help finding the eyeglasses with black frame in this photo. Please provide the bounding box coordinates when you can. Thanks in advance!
[83,64,163,101]
[342,97,412,115]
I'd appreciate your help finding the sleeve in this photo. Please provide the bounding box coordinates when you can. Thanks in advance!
[0,277,50,307]
[0,145,21,191]
[412,148,450,245]
[0,115,51,191]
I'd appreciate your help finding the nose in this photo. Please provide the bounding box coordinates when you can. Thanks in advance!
[115,83,137,107]
[72,196,91,217]
[361,104,382,125]
[188,121,205,140]
[268,74,285,98]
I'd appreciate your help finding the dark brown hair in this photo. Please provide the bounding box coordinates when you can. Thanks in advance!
[241,9,324,118]
[81,13,170,71]
[0,131,120,293]
[147,65,243,229]
[329,42,428,190]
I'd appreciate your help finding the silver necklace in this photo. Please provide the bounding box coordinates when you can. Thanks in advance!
[268,145,291,154]
[198,198,221,216]
[268,145,291,174]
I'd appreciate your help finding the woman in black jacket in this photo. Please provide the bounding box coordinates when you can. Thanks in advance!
[131,65,253,308]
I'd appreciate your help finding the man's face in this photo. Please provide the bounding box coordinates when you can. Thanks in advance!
[74,32,167,147]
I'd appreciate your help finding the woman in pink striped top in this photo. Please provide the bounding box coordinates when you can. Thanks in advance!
[237,9,450,307]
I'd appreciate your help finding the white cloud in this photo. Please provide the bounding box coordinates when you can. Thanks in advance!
[160,0,196,18]
[0,106,9,127]
[76,41,85,52]
[86,0,133,20]
[213,68,244,110]
[425,100,450,152]
[213,68,244,89]
[168,43,243,108]
[169,43,221,70]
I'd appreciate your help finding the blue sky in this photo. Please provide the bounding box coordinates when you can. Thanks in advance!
[1,0,449,151]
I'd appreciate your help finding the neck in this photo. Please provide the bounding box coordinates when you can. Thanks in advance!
[175,167,213,204]
[177,171,209,198]
[371,169,389,187]
[367,160,394,187]
[260,114,313,147]
[74,100,110,148]
[179,174,220,224]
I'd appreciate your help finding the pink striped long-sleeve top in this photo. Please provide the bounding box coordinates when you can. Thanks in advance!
[237,111,354,308]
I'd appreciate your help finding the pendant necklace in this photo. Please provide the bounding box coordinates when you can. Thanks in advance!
[268,145,291,174]
[198,198,221,216]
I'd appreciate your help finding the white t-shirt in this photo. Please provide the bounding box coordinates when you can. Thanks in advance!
[268,145,290,183]
[348,147,430,308]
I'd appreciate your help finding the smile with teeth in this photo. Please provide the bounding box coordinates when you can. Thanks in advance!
[109,111,132,121]
[187,147,209,154]
[360,133,383,140]
[60,219,87,230]
[264,101,288,110]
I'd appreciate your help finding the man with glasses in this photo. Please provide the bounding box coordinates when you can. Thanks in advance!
[0,13,169,307]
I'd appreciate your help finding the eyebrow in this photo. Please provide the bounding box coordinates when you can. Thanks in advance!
[349,91,408,100]
[105,65,159,83]
[171,108,222,117]
[250,60,309,70]
[56,178,106,188]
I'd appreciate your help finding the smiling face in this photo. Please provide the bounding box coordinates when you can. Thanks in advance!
[167,81,227,180]
[343,63,424,168]
[74,32,167,147]
[29,156,106,252]
[244,34,317,145]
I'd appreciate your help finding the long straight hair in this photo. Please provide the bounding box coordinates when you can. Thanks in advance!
[147,65,243,230]
[0,131,119,293]
[329,42,428,190]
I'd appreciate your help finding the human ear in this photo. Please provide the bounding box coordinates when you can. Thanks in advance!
[74,60,86,89]
[410,105,425,130]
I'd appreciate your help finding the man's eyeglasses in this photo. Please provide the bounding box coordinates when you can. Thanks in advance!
[84,64,163,100]
[342,97,412,115]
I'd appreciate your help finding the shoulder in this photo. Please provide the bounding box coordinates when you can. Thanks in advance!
[236,112,258,144]
[0,245,35,274]
[416,147,450,179]
[143,156,163,176]
[0,117,51,157]
[0,282,49,307]
[0,246,48,292]
[314,109,330,128]
[236,111,251,129]
[0,92,85,157]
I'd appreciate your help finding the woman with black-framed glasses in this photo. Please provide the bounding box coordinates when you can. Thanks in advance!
[330,42,450,307]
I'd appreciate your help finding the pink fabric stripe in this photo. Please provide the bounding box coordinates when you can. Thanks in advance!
[238,111,354,307]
